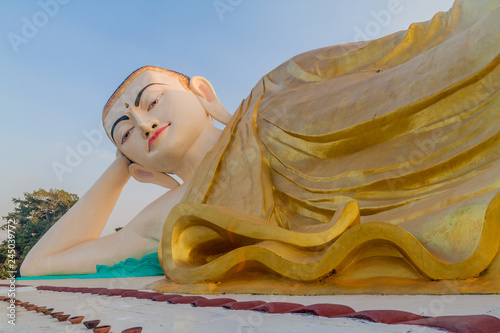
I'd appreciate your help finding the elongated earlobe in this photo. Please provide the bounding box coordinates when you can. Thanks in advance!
[129,163,180,189]
[190,76,232,125]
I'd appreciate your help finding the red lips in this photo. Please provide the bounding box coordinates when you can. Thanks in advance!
[148,124,169,152]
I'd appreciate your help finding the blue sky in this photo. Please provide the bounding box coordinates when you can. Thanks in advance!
[0,0,455,237]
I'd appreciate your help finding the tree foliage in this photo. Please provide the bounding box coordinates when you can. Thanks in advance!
[0,188,78,279]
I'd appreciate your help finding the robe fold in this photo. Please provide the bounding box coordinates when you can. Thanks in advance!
[158,0,500,294]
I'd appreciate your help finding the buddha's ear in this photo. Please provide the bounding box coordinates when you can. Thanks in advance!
[129,163,180,189]
[190,76,232,125]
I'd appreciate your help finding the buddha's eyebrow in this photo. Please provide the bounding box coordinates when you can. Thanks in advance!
[135,83,166,107]
[111,115,130,144]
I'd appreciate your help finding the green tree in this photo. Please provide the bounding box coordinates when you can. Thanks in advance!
[0,188,78,279]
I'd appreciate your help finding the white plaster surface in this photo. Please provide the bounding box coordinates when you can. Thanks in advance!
[1,277,499,332]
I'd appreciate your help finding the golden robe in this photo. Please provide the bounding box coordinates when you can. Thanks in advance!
[156,0,500,294]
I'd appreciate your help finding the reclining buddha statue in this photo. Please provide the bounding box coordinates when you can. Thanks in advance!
[22,0,500,294]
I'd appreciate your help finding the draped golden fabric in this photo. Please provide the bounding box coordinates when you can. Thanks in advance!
[157,0,500,294]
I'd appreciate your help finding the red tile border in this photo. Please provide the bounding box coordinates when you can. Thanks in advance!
[222,300,267,310]
[291,303,355,318]
[168,295,206,304]
[192,298,236,307]
[401,315,500,333]
[30,285,500,333]
[151,294,181,302]
[136,292,164,299]
[346,309,424,324]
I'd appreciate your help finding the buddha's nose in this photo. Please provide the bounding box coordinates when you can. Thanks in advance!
[140,120,159,139]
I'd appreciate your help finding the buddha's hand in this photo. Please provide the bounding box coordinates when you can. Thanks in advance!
[116,149,131,163]
[114,149,133,173]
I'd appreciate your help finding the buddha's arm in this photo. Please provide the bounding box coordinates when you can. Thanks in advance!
[20,155,131,276]
[31,185,186,275]
[20,225,156,275]
[20,163,187,276]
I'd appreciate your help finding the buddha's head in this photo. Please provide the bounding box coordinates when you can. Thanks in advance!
[102,66,231,187]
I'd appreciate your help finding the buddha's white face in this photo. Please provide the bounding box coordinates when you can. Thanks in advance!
[103,70,212,173]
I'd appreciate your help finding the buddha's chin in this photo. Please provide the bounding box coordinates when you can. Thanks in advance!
[145,151,179,173]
